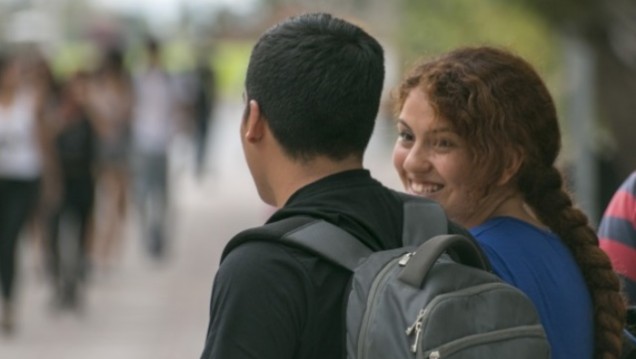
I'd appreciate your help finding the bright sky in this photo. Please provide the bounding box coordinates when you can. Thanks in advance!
[91,0,257,23]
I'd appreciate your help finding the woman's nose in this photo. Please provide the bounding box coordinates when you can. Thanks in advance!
[403,144,432,173]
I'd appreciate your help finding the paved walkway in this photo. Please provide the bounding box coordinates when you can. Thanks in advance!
[0,100,401,359]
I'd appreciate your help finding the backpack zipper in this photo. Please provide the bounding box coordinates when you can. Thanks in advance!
[357,254,406,359]
[398,252,414,266]
[405,308,426,353]
[405,282,513,355]
[423,324,546,358]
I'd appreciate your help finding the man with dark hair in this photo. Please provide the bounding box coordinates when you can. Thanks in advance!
[200,12,445,358]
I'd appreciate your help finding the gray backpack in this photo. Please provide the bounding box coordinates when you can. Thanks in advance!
[280,198,551,358]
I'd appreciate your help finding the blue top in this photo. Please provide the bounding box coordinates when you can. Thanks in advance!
[470,217,594,359]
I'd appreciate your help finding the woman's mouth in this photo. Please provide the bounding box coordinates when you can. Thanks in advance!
[408,181,443,196]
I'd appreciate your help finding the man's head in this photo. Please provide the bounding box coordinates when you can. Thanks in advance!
[244,12,385,163]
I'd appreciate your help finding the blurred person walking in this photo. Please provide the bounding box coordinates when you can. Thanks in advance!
[46,71,97,311]
[0,51,53,334]
[187,56,216,179]
[87,48,133,267]
[130,38,181,260]
[20,52,62,275]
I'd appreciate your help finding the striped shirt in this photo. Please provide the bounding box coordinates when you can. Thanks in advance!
[598,171,636,305]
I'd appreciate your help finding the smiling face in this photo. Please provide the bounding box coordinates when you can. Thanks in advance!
[393,88,499,227]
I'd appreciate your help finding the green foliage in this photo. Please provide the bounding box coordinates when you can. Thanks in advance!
[398,0,559,76]
[397,0,568,149]
[50,42,97,78]
[210,41,253,99]
[499,0,604,31]
[164,39,197,72]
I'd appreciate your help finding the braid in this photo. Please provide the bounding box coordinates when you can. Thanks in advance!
[519,165,626,359]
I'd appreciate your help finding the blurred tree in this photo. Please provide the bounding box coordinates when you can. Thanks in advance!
[398,0,558,73]
[508,0,636,218]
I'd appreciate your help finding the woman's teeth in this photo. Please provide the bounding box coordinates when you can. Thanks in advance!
[409,182,442,195]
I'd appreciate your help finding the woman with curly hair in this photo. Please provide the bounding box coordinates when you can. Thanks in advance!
[393,46,626,359]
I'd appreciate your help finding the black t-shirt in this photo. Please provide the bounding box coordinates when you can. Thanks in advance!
[55,111,96,179]
[200,169,464,359]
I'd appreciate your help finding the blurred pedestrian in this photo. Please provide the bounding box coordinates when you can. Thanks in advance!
[189,55,216,179]
[46,71,97,311]
[130,37,181,259]
[20,51,62,276]
[87,48,133,267]
[0,51,53,334]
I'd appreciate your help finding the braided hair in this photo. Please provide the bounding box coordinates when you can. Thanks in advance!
[396,46,626,359]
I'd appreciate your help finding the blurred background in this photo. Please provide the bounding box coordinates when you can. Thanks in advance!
[0,0,634,358]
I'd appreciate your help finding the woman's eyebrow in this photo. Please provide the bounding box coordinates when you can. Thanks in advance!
[397,119,454,135]
[396,119,411,130]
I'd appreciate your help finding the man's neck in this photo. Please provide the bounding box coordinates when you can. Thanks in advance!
[270,156,363,207]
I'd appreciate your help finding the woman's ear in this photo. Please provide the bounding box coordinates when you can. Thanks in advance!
[498,147,524,186]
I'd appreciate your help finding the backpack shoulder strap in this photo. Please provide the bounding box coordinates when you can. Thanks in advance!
[226,194,452,271]
[280,194,449,270]
[398,193,448,246]
[221,216,316,261]
[281,220,373,271]
[222,215,371,271]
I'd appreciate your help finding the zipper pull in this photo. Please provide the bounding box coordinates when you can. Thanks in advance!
[405,309,426,353]
[398,252,414,266]
[411,323,423,353]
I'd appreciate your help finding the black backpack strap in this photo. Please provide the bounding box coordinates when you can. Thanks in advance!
[398,193,448,246]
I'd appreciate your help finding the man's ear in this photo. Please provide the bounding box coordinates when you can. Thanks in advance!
[497,147,524,186]
[244,100,265,143]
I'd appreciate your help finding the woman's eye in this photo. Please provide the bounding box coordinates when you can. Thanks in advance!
[433,138,455,149]
[398,131,414,142]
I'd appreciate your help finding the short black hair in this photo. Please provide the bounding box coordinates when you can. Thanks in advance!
[245,12,385,162]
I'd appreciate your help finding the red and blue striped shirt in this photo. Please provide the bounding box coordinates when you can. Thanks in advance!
[598,171,636,305]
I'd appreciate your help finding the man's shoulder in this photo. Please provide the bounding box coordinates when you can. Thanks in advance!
[217,217,338,293]
[221,216,315,260]
[216,235,311,290]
